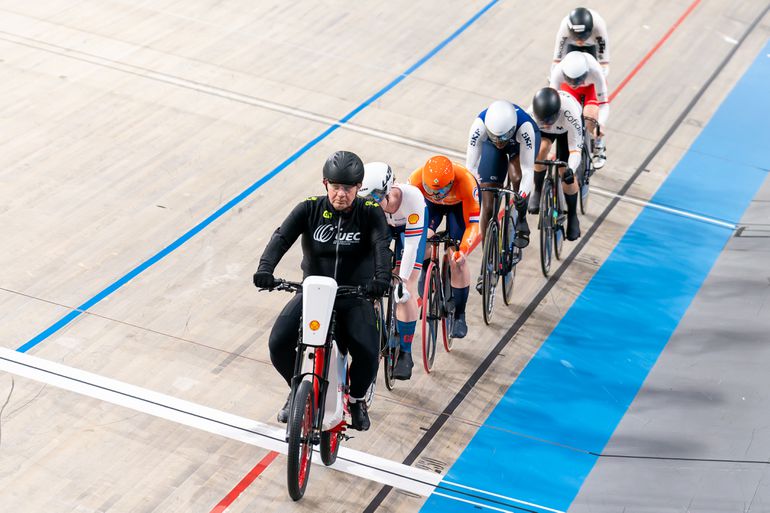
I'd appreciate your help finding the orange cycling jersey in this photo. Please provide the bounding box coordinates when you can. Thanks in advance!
[408,161,481,255]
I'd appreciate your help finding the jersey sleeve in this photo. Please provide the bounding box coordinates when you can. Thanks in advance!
[457,169,481,255]
[465,117,487,180]
[549,64,564,90]
[368,202,393,283]
[564,97,584,171]
[552,17,570,63]
[258,200,308,273]
[515,121,538,198]
[398,186,426,280]
[592,10,610,69]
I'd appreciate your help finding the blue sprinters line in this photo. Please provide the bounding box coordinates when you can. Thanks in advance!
[419,40,770,513]
[17,1,499,353]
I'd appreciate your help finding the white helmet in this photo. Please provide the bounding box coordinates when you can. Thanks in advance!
[483,100,517,146]
[358,162,394,201]
[562,51,589,87]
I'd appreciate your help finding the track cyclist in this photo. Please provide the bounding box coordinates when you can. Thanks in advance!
[408,156,480,339]
[466,99,540,292]
[552,7,610,76]
[550,51,610,169]
[358,162,427,380]
[252,150,392,431]
[529,86,584,241]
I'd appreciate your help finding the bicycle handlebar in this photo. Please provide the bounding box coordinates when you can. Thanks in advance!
[535,159,568,167]
[426,230,460,246]
[261,278,376,299]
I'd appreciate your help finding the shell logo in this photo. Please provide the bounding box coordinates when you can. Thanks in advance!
[309,320,321,331]
[408,213,419,224]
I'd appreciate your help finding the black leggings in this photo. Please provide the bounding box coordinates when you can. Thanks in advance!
[268,294,379,399]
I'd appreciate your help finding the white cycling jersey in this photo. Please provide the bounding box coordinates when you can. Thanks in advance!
[528,91,584,172]
[385,183,426,281]
[549,52,610,127]
[553,8,610,76]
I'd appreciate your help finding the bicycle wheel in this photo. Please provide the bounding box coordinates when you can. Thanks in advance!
[553,181,565,261]
[481,219,499,325]
[421,261,439,373]
[502,207,517,305]
[579,146,592,215]
[383,287,399,391]
[539,180,554,277]
[320,429,340,466]
[287,379,314,501]
[440,253,454,352]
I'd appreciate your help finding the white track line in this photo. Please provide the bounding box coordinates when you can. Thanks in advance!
[0,30,465,160]
[0,347,439,496]
[590,185,737,229]
[442,481,566,513]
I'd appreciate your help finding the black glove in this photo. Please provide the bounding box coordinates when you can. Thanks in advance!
[365,279,390,297]
[253,271,277,289]
[563,167,575,184]
[514,192,528,211]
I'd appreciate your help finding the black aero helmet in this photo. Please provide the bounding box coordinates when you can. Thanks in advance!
[568,7,593,41]
[533,87,561,125]
[323,150,365,185]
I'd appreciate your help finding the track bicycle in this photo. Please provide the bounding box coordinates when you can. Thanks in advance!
[420,230,458,373]
[263,276,370,501]
[478,182,522,325]
[535,159,568,277]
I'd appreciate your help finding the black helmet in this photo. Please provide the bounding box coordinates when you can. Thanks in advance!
[322,150,365,185]
[568,7,593,41]
[533,87,561,125]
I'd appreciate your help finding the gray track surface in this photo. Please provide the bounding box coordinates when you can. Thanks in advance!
[570,175,770,512]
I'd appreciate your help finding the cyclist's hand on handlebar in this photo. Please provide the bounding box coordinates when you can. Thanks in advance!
[365,279,390,298]
[453,250,467,265]
[253,271,277,289]
[394,283,410,304]
[514,192,528,211]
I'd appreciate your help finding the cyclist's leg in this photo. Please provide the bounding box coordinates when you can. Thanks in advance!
[510,156,531,248]
[583,101,605,167]
[446,205,470,338]
[267,294,303,422]
[531,135,555,213]
[555,132,581,240]
[336,297,379,430]
[419,204,444,297]
[477,140,508,243]
[393,226,426,379]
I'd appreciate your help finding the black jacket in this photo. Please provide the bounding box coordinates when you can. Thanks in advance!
[258,195,392,286]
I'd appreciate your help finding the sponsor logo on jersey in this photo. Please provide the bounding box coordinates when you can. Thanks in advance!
[407,213,419,224]
[313,224,361,244]
[470,127,481,147]
[564,110,581,132]
[473,187,479,202]
[521,131,532,149]
[364,200,380,207]
[308,196,318,201]
[323,210,332,219]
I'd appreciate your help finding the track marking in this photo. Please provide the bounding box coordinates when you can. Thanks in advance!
[209,451,279,513]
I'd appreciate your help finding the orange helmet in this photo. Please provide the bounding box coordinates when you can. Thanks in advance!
[422,156,455,200]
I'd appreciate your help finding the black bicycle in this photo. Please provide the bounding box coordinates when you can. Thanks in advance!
[478,181,522,324]
[535,159,568,277]
[374,276,401,392]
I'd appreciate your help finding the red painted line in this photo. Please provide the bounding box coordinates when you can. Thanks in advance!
[208,2,703,508]
[610,0,702,102]
[209,451,279,513]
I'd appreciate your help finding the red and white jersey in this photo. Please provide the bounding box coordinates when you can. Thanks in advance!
[528,91,584,172]
[385,183,426,280]
[552,8,610,76]
[549,52,610,127]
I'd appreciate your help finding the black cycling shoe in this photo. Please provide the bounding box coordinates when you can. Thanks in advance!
[393,352,413,380]
[567,216,581,241]
[277,391,292,424]
[475,276,483,295]
[514,217,530,248]
[451,313,468,338]
[348,399,371,431]
[528,188,541,214]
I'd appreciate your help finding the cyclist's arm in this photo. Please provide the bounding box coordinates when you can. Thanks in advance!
[398,187,426,280]
[552,17,570,69]
[589,60,610,126]
[564,100,585,171]
[465,117,486,180]
[258,200,308,273]
[368,202,393,283]
[516,121,539,198]
[458,175,481,255]
[593,10,610,73]
[548,65,564,90]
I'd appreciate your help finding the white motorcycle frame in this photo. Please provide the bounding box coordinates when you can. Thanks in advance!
[299,276,347,431]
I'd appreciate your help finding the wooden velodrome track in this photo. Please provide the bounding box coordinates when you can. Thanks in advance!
[1,1,768,511]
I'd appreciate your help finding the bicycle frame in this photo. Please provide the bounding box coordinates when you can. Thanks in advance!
[478,183,521,272]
